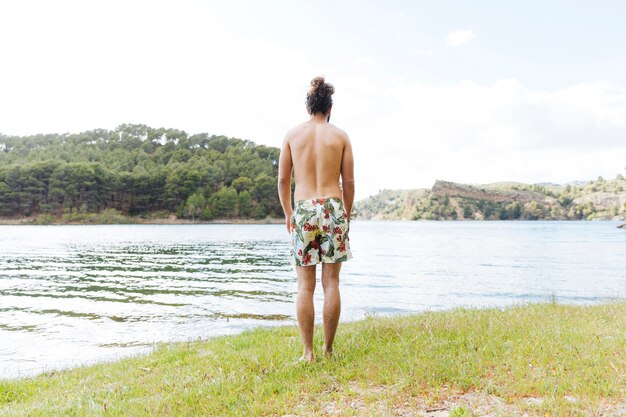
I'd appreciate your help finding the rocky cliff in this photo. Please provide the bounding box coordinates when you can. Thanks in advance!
[355,176,626,221]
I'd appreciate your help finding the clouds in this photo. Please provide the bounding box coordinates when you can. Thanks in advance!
[444,29,475,47]
[336,77,626,196]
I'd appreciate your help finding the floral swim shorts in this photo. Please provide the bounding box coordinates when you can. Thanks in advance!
[290,197,353,266]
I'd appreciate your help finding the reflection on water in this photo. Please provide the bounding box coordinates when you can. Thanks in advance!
[1,222,624,379]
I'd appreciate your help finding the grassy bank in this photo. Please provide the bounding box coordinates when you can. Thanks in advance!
[1,301,624,416]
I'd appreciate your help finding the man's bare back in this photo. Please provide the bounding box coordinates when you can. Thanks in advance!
[280,119,354,204]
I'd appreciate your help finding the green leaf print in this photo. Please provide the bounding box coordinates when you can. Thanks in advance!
[303,241,314,255]
[325,241,335,258]
[335,255,348,262]
[298,210,317,229]
[329,211,345,225]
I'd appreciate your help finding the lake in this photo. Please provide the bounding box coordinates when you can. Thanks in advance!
[1,221,624,379]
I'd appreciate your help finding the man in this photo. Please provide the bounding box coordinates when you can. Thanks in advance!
[277,76,355,363]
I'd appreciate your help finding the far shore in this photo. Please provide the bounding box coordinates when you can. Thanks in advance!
[2,216,624,225]
[0,216,284,226]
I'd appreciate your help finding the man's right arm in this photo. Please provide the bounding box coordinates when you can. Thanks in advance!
[277,135,293,233]
[340,135,355,221]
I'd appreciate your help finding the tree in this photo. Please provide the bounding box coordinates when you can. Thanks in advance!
[210,187,238,218]
[252,173,280,217]
[232,176,252,193]
[506,202,521,219]
[0,181,12,216]
[184,192,205,222]
[462,205,472,219]
[238,191,253,217]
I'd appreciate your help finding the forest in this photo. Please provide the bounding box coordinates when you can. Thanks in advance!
[0,124,282,222]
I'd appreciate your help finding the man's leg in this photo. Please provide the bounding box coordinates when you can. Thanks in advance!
[296,265,316,362]
[321,262,341,357]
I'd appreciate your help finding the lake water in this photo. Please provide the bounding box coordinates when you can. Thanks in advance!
[1,221,624,379]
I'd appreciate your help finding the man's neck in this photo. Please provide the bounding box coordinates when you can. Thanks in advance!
[309,113,328,123]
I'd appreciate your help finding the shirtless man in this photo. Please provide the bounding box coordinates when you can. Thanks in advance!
[277,76,355,363]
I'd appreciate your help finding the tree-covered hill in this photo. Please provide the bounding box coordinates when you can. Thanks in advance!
[356,176,626,221]
[0,124,282,222]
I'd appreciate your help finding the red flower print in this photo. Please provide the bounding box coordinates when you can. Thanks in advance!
[298,249,303,257]
[311,199,316,205]
[311,240,320,249]
[324,209,330,219]
[333,226,342,235]
[304,223,318,232]
[302,252,312,265]
[337,235,342,242]
[318,198,326,205]
[338,242,346,252]
[322,225,330,233]
[320,249,326,256]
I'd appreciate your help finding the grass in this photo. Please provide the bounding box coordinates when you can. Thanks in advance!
[1,301,624,416]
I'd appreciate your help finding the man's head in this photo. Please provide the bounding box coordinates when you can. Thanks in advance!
[306,76,334,117]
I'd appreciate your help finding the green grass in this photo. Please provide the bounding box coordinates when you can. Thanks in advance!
[1,301,625,416]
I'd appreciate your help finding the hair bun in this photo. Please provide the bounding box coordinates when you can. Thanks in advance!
[309,76,326,94]
[306,76,335,115]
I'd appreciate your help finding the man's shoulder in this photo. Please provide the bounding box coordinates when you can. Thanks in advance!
[328,123,348,137]
[327,124,349,143]
[284,122,308,140]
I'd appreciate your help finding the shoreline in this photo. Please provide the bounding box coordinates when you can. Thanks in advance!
[1,300,624,416]
[0,217,285,225]
[1,217,623,225]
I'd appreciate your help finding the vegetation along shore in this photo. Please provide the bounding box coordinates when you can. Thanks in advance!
[0,300,624,416]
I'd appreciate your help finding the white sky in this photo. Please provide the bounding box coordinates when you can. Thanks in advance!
[1,1,625,197]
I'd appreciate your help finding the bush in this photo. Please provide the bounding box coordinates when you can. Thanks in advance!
[91,208,134,224]
[30,213,56,224]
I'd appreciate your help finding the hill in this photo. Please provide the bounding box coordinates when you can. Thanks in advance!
[0,124,282,223]
[355,176,626,220]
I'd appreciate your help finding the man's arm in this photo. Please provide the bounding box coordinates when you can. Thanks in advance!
[340,135,355,221]
[277,135,293,233]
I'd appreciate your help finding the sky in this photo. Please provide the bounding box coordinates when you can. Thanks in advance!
[1,1,625,198]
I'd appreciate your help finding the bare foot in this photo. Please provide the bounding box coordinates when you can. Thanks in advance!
[299,351,315,364]
[323,347,333,359]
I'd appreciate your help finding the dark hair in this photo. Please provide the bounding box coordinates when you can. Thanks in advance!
[306,76,334,115]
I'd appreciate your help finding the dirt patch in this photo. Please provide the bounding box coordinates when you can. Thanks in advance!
[286,383,626,417]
